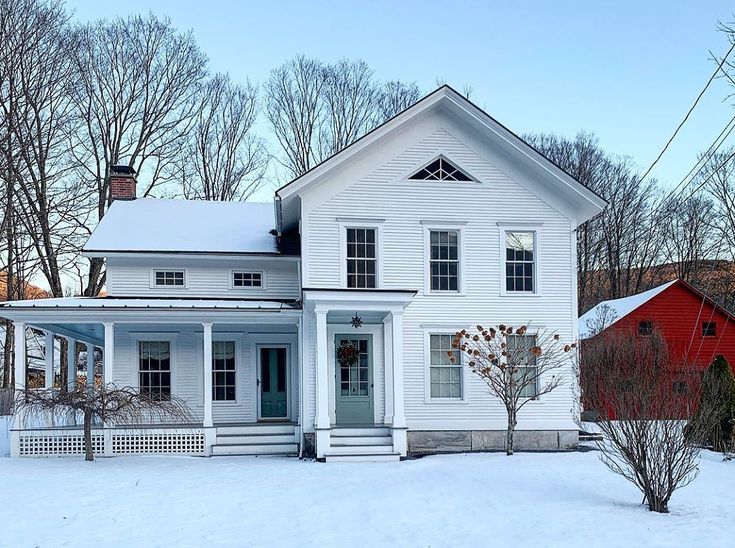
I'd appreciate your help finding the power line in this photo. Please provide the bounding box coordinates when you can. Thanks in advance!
[638,41,735,185]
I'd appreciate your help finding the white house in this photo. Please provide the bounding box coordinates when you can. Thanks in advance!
[0,86,605,461]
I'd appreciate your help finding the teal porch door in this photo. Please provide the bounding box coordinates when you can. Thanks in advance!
[335,335,373,425]
[259,347,288,419]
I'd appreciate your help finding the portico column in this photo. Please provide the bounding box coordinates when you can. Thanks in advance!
[202,322,213,428]
[44,331,54,389]
[66,338,76,390]
[103,323,114,385]
[390,310,407,456]
[86,343,95,389]
[14,321,26,390]
[314,308,330,457]
[383,314,394,425]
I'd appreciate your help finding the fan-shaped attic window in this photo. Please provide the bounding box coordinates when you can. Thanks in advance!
[409,157,473,182]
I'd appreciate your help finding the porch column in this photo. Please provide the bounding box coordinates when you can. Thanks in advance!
[314,308,330,457]
[44,331,55,389]
[14,321,26,390]
[103,323,114,385]
[383,314,394,425]
[66,337,76,390]
[86,343,95,388]
[390,310,407,456]
[202,322,213,428]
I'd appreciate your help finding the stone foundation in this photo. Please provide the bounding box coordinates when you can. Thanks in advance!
[407,430,578,456]
[302,433,316,458]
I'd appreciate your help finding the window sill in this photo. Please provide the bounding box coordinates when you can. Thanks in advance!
[424,291,467,297]
[424,397,470,405]
[499,292,544,298]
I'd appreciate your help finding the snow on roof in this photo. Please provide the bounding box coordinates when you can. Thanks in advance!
[577,280,678,339]
[0,297,298,310]
[84,198,279,254]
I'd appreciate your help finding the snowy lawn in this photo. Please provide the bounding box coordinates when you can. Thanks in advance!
[1,450,732,547]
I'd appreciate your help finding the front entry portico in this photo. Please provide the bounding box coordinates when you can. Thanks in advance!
[303,288,415,460]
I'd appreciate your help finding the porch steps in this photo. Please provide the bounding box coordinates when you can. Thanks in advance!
[325,426,399,462]
[212,423,298,457]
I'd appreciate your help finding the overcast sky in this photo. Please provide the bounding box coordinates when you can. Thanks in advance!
[64,0,735,193]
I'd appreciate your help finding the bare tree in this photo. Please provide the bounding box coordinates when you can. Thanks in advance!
[580,329,722,513]
[266,55,421,178]
[265,55,326,178]
[378,81,420,121]
[452,324,575,455]
[16,384,193,461]
[527,133,661,311]
[656,193,719,284]
[70,14,208,296]
[181,74,268,201]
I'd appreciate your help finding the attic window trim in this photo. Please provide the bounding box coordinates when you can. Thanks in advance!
[407,156,475,183]
[150,269,187,289]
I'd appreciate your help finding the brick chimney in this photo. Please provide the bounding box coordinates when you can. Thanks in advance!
[109,165,137,201]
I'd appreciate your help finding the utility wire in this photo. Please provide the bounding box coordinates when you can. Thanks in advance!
[638,40,735,185]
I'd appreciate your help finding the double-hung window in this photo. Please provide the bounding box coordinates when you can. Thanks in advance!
[507,334,538,398]
[429,334,462,399]
[429,230,459,292]
[154,270,185,287]
[346,227,377,288]
[505,231,535,293]
[139,341,171,400]
[212,341,236,401]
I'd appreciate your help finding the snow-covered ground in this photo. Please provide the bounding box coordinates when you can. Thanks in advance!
[0,450,732,547]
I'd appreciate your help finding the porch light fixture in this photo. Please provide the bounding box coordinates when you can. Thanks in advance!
[351,314,363,329]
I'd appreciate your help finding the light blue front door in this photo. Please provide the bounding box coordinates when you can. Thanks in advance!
[335,335,373,425]
[260,347,288,419]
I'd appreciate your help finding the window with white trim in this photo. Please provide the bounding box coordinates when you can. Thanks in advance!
[429,230,459,292]
[429,334,462,398]
[409,157,472,181]
[507,334,538,398]
[139,341,171,400]
[154,270,185,287]
[232,271,262,288]
[505,231,535,292]
[212,341,236,401]
[346,227,377,288]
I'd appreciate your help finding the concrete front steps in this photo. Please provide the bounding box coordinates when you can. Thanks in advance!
[212,423,298,456]
[324,427,400,462]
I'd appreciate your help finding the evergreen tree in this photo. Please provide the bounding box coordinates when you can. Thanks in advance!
[691,355,735,452]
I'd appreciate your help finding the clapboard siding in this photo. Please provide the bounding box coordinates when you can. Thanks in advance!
[301,122,577,431]
[111,325,299,425]
[106,257,299,300]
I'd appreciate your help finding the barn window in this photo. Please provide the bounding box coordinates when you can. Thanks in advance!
[702,322,716,337]
[638,320,653,336]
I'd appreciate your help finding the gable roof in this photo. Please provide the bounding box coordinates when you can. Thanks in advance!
[276,85,607,227]
[578,279,735,339]
[84,199,281,256]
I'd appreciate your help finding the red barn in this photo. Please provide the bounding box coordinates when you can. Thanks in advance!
[578,279,735,417]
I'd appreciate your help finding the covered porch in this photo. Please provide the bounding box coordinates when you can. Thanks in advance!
[303,289,415,461]
[0,297,302,457]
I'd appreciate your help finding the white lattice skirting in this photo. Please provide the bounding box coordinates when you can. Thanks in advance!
[15,428,206,457]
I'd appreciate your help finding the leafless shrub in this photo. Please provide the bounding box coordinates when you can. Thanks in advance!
[452,324,574,455]
[16,384,194,461]
[579,329,723,512]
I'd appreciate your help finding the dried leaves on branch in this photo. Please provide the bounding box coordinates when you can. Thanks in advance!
[580,329,725,513]
[16,384,194,461]
[452,324,575,455]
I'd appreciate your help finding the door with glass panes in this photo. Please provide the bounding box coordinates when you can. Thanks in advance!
[335,335,373,425]
[259,347,288,419]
